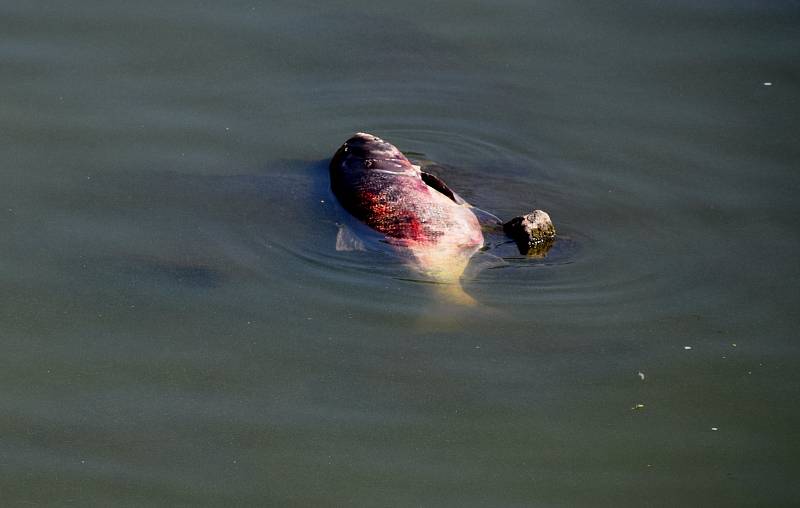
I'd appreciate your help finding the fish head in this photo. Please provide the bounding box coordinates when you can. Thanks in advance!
[330,132,418,176]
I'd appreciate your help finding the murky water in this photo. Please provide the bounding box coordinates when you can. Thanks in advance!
[2,0,799,505]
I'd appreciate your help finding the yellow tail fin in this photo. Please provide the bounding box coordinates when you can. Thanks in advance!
[435,281,477,306]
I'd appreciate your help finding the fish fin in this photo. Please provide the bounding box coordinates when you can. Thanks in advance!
[461,251,507,281]
[470,206,504,229]
[335,224,366,251]
[435,282,478,306]
[420,171,467,205]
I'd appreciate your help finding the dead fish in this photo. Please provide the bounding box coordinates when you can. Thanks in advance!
[329,132,490,304]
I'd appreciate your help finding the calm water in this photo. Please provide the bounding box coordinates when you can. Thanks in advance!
[2,0,799,506]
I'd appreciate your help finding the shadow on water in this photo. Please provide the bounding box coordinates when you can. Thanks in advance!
[20,159,342,304]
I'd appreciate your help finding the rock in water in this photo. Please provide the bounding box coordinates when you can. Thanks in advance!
[503,210,556,256]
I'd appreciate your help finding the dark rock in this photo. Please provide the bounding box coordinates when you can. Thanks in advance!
[503,210,556,256]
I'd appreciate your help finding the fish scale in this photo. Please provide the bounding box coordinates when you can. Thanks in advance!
[330,132,484,304]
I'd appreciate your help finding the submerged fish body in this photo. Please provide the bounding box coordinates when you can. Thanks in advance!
[330,132,484,303]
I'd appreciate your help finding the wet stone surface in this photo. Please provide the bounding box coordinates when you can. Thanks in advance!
[503,210,556,255]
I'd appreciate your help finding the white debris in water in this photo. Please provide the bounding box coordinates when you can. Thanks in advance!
[684,346,693,350]
[763,82,772,86]
[632,403,645,410]
[711,427,719,431]
[637,371,645,381]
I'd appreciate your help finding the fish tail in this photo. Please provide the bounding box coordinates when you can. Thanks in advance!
[435,282,478,306]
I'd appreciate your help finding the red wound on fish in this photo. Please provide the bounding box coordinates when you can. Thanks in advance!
[329,132,484,303]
